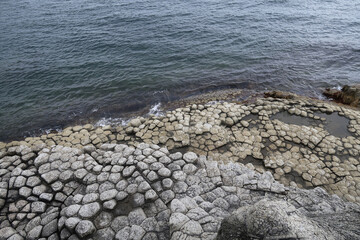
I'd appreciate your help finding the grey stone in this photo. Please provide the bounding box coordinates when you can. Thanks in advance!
[51,181,63,191]
[173,181,188,193]
[213,198,230,210]
[28,226,43,240]
[128,208,146,225]
[40,193,53,201]
[60,229,71,239]
[99,181,114,193]
[181,220,203,235]
[125,184,138,194]
[217,199,342,240]
[172,171,186,181]
[42,219,58,237]
[129,225,146,240]
[162,178,174,189]
[183,164,197,174]
[32,202,46,213]
[141,217,157,232]
[26,176,41,187]
[111,216,129,232]
[65,217,80,230]
[65,204,81,217]
[82,193,99,204]
[32,184,47,196]
[138,182,151,192]
[34,153,49,167]
[78,202,101,219]
[0,227,17,239]
[130,118,142,127]
[109,173,121,183]
[183,152,198,163]
[115,180,128,191]
[123,147,135,157]
[169,212,190,232]
[7,234,23,240]
[41,170,60,184]
[25,216,41,233]
[205,161,220,177]
[14,176,26,188]
[103,199,117,209]
[159,156,172,164]
[116,191,128,201]
[145,189,158,201]
[74,169,87,180]
[122,166,135,177]
[187,207,208,221]
[158,167,171,177]
[19,187,32,198]
[170,199,187,213]
[115,226,130,240]
[132,193,145,207]
[160,190,175,204]
[93,228,115,239]
[100,189,117,201]
[75,220,96,238]
[95,212,113,229]
[169,152,182,160]
[147,171,158,182]
[142,232,158,240]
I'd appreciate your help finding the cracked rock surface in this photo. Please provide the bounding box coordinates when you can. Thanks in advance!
[0,96,360,239]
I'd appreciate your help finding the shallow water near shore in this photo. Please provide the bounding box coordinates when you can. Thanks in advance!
[1,0,360,141]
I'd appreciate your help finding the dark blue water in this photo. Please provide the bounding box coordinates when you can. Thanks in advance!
[1,0,360,141]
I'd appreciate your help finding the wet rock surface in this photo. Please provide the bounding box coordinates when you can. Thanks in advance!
[1,95,360,239]
[324,85,360,107]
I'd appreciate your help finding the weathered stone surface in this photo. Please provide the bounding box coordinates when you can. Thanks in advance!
[78,202,101,219]
[128,208,147,225]
[2,93,360,239]
[217,199,344,240]
[183,152,198,163]
[32,202,46,213]
[75,220,95,238]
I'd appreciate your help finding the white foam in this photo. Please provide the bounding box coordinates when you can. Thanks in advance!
[335,85,342,91]
[148,103,163,116]
[44,127,63,134]
[94,117,129,127]
[206,100,222,105]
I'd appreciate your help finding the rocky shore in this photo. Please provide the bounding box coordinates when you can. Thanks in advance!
[1,91,360,239]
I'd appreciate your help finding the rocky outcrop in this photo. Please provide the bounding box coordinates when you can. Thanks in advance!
[1,95,360,239]
[324,85,360,107]
[217,199,360,240]
[1,142,359,240]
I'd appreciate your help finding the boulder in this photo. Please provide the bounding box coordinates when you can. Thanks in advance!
[216,199,355,240]
[323,85,360,107]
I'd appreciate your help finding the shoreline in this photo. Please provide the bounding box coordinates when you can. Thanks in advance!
[0,87,335,143]
[1,89,360,239]
[1,89,360,201]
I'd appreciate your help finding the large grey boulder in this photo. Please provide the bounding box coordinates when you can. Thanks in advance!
[217,199,349,240]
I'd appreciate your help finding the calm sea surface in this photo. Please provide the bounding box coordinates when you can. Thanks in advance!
[0,0,360,141]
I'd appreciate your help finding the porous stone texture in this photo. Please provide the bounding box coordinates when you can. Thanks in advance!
[0,95,360,239]
[217,199,359,240]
